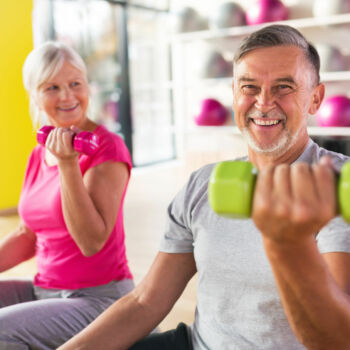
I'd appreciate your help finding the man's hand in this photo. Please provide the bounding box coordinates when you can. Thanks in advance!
[252,158,337,243]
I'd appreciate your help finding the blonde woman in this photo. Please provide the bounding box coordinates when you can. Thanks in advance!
[0,41,134,349]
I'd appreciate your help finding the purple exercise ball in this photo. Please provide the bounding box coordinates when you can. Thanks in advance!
[246,0,289,26]
[316,95,350,127]
[194,98,228,126]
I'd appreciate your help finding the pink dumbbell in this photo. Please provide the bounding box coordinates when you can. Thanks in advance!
[37,125,100,156]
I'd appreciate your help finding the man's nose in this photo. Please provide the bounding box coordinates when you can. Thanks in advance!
[255,89,276,113]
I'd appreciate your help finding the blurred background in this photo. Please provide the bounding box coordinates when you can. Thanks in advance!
[2,0,350,331]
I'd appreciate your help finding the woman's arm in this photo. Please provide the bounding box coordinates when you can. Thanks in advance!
[0,220,36,272]
[58,158,129,257]
[46,127,129,257]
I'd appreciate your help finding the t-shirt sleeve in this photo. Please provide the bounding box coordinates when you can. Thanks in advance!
[159,187,195,253]
[159,165,214,254]
[316,216,350,254]
[80,130,132,173]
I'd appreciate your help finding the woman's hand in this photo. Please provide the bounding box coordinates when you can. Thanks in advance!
[45,126,79,161]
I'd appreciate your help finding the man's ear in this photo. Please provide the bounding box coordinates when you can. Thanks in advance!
[308,83,325,115]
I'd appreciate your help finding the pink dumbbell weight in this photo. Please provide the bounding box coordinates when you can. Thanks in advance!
[37,125,100,156]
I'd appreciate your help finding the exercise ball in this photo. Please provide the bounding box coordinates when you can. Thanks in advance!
[194,98,229,126]
[209,2,246,29]
[316,44,348,72]
[173,7,208,33]
[316,95,350,127]
[201,50,233,78]
[313,0,350,17]
[246,0,289,25]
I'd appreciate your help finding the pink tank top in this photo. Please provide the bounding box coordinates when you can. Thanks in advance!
[18,125,133,289]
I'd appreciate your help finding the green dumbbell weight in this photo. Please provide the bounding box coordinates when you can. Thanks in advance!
[208,160,350,222]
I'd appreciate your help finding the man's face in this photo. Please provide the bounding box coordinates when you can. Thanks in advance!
[233,45,322,157]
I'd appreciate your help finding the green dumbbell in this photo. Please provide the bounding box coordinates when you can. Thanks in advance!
[208,160,350,222]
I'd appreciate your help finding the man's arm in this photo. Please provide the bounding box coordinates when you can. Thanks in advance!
[263,238,350,349]
[58,251,197,350]
[253,161,350,349]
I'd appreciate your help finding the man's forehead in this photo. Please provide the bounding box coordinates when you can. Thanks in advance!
[234,46,306,81]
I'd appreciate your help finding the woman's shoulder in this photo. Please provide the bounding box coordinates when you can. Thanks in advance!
[94,125,127,148]
[83,124,132,170]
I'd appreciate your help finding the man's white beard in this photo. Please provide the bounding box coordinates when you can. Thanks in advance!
[241,126,301,157]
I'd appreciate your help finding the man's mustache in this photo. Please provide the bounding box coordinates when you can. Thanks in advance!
[246,108,286,120]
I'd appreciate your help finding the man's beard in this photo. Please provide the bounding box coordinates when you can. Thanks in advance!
[241,108,302,157]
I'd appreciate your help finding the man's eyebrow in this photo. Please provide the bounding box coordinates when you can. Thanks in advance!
[238,76,256,83]
[275,76,296,85]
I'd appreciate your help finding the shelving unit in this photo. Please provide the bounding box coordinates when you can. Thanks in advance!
[169,11,350,158]
[171,13,350,42]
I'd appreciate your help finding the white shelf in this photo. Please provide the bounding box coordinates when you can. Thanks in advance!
[308,126,350,137]
[171,13,350,42]
[186,126,350,137]
[320,71,350,82]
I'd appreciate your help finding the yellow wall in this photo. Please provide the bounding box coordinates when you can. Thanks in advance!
[0,1,35,210]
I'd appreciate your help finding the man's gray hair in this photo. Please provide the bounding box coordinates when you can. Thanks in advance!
[234,24,320,86]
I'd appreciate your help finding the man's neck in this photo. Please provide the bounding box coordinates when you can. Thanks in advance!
[248,137,310,170]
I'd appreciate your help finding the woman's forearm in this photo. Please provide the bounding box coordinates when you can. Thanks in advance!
[0,224,36,272]
[58,160,109,256]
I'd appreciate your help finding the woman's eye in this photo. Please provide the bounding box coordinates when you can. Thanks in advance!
[71,81,80,87]
[46,85,58,91]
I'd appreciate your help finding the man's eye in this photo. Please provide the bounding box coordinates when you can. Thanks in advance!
[71,81,80,87]
[276,85,293,94]
[241,85,259,94]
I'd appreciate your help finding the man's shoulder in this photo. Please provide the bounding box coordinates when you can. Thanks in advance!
[190,155,249,183]
[313,141,350,171]
[298,139,350,171]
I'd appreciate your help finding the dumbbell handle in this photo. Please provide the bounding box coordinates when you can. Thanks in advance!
[36,125,100,156]
[208,160,350,222]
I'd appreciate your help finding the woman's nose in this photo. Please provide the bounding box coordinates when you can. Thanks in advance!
[59,86,73,100]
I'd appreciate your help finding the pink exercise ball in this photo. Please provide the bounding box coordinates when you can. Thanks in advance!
[316,95,350,127]
[246,0,289,26]
[194,98,228,126]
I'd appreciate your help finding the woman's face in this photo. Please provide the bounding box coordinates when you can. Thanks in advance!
[36,60,89,128]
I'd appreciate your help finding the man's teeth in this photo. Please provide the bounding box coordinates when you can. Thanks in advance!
[253,119,280,126]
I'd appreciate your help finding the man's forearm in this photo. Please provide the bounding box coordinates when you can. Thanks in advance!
[263,237,350,350]
[58,289,165,350]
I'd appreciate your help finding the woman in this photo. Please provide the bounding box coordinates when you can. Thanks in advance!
[0,41,134,349]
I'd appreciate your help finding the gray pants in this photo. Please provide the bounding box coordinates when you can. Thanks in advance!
[0,279,134,350]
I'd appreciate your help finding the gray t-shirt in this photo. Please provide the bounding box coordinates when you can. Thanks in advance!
[160,139,350,350]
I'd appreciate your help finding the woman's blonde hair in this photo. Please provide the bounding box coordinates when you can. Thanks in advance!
[22,41,88,128]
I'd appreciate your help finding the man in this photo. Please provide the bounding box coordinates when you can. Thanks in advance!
[59,24,350,350]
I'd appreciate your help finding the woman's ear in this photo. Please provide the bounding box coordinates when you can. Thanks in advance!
[32,92,42,110]
[308,83,325,115]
